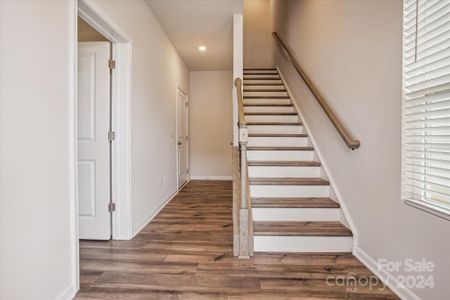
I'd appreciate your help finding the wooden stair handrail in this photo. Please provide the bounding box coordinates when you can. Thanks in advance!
[272,32,360,150]
[234,78,246,126]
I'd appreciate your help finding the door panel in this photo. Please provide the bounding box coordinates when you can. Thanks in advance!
[78,42,111,240]
[78,160,96,217]
[178,90,188,187]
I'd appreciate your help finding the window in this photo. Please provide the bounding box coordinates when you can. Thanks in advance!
[402,0,450,219]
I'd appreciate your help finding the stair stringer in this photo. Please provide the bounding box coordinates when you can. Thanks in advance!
[276,66,359,251]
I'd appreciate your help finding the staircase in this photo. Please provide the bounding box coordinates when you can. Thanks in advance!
[243,68,353,252]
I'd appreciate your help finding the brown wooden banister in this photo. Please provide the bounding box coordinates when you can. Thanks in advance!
[272,32,360,150]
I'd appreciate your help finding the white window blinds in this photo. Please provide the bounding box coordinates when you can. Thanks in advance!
[402,0,450,218]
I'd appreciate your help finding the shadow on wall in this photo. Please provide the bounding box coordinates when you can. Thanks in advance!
[244,0,274,68]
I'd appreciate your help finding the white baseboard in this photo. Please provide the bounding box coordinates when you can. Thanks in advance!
[190,175,232,180]
[55,284,76,300]
[353,247,420,300]
[130,187,181,238]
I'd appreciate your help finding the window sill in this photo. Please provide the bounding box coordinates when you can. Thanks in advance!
[405,199,450,221]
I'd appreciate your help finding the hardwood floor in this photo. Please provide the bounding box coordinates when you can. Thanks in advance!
[76,180,398,299]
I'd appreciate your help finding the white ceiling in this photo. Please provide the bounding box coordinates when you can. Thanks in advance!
[147,0,243,71]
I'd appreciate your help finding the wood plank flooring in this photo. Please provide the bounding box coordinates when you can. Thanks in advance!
[76,180,398,299]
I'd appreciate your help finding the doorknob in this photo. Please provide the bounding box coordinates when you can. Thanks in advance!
[178,142,182,146]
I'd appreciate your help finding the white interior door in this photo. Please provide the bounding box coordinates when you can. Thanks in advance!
[177,90,188,187]
[77,42,111,240]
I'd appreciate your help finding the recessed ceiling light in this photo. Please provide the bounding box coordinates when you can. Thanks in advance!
[198,45,207,52]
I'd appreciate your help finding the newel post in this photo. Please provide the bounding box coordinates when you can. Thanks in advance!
[238,124,249,258]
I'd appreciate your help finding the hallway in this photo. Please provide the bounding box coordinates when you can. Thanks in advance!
[77,181,398,299]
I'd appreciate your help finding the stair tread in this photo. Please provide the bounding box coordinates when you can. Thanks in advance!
[248,133,307,137]
[246,122,302,126]
[244,68,277,70]
[249,177,329,185]
[254,221,352,236]
[244,104,293,107]
[244,78,281,80]
[244,84,284,86]
[252,197,340,208]
[243,72,280,79]
[243,89,287,92]
[244,96,290,99]
[248,160,320,167]
[247,146,314,151]
[245,112,297,116]
[244,72,280,76]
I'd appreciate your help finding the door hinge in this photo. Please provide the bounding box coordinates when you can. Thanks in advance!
[186,101,189,107]
[186,135,189,142]
[109,59,116,70]
[108,202,116,212]
[108,131,116,141]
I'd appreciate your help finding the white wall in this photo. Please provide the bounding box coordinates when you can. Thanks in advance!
[244,0,274,68]
[233,14,243,146]
[270,1,449,299]
[1,0,190,298]
[94,0,190,233]
[0,0,76,299]
[189,71,233,179]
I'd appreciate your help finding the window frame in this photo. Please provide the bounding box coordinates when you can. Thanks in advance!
[401,0,450,221]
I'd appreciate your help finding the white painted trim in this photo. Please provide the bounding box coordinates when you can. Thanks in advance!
[78,0,131,43]
[353,247,420,300]
[176,86,189,189]
[78,0,133,241]
[277,67,359,249]
[55,284,77,300]
[110,41,133,240]
[68,0,79,295]
[70,1,133,297]
[190,175,233,180]
[405,199,450,221]
[131,187,183,238]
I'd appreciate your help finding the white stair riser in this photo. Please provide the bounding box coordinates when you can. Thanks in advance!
[247,125,304,134]
[247,150,313,161]
[247,137,308,147]
[244,99,292,105]
[244,74,281,79]
[244,91,288,97]
[244,106,296,113]
[244,70,278,74]
[252,208,340,221]
[248,165,320,177]
[244,80,282,84]
[245,115,298,122]
[254,236,353,252]
[250,185,329,197]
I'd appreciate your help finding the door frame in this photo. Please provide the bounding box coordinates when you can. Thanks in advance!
[70,0,133,293]
[78,0,133,241]
[176,86,189,189]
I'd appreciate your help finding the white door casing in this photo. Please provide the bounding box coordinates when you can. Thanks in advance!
[77,42,111,240]
[177,89,188,187]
